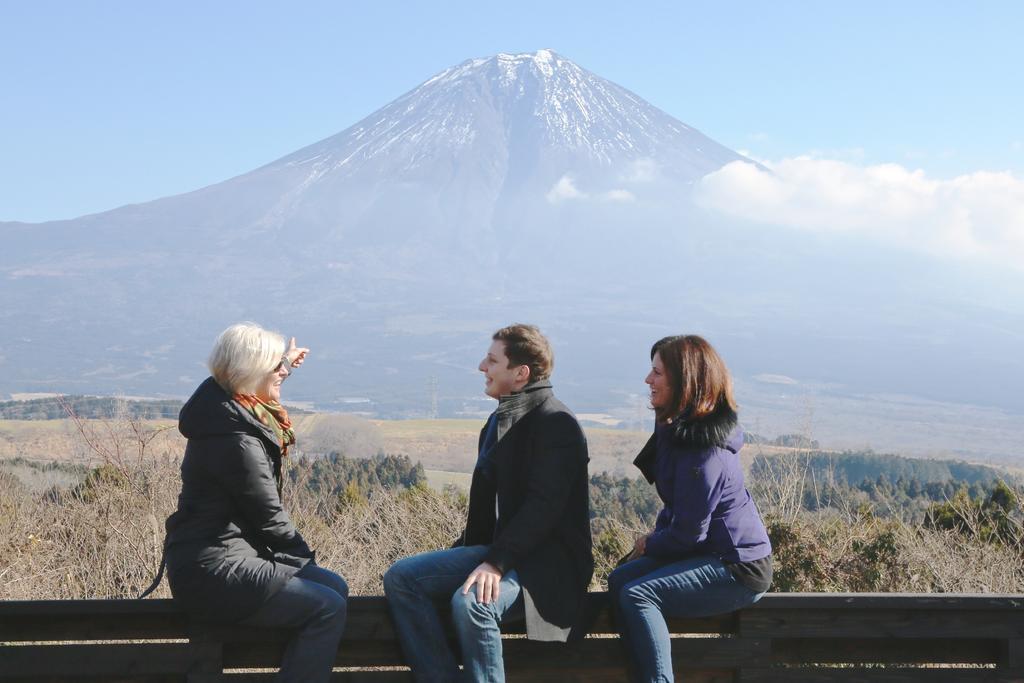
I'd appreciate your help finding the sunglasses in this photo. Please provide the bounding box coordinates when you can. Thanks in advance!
[273,355,292,377]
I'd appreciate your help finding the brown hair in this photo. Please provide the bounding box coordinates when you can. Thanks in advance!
[651,335,737,423]
[493,324,553,382]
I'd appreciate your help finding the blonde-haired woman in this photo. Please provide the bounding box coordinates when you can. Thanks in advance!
[164,323,347,683]
[608,335,772,683]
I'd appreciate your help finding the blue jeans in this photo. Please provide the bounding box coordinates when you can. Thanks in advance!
[383,545,525,683]
[608,555,764,683]
[240,563,348,683]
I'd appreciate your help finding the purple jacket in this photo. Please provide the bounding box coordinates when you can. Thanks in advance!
[633,406,771,563]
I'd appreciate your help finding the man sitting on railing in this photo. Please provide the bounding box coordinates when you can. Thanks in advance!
[384,324,594,682]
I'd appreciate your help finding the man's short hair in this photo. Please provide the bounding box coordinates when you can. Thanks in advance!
[208,322,285,395]
[492,324,553,383]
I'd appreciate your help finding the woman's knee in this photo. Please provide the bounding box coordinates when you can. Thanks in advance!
[318,587,347,626]
[618,579,657,613]
[329,573,349,601]
[307,565,349,601]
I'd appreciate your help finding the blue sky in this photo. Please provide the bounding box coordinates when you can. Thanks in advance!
[2,1,1022,223]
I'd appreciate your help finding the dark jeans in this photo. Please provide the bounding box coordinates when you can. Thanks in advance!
[608,555,763,683]
[383,545,525,683]
[240,563,348,683]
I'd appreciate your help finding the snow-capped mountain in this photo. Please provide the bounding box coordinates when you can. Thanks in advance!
[2,49,753,310]
[4,49,1021,465]
[5,49,756,400]
[167,48,751,254]
[270,49,742,185]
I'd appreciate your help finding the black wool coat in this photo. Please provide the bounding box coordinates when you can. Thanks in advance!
[164,377,314,620]
[461,382,594,642]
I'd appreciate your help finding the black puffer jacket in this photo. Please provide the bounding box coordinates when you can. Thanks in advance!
[164,377,313,620]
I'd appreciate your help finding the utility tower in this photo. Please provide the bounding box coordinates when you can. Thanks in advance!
[427,375,438,419]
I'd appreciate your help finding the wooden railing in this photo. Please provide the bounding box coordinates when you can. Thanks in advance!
[2,593,1023,681]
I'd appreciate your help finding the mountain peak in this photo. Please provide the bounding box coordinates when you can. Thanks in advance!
[276,49,745,184]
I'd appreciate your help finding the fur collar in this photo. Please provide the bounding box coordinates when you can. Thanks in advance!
[670,402,739,449]
[633,403,739,484]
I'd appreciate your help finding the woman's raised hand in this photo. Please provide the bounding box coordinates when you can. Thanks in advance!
[285,337,310,367]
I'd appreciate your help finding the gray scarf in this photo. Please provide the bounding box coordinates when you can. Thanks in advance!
[494,379,553,442]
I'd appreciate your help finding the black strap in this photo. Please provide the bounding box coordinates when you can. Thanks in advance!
[139,539,168,599]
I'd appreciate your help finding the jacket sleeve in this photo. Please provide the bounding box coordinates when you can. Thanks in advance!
[216,435,314,559]
[484,412,587,573]
[644,449,725,559]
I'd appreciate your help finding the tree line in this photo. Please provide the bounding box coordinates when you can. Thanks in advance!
[0,396,183,420]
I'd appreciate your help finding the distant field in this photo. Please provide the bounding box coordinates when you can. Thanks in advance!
[424,468,472,491]
[0,419,83,461]
[0,414,891,481]
[375,419,482,435]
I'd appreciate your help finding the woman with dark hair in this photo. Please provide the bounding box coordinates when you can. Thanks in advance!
[608,335,772,683]
[162,323,347,683]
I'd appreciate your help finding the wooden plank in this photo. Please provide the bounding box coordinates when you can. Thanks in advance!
[3,594,1022,641]
[219,635,766,670]
[0,613,190,641]
[502,637,768,669]
[184,633,223,683]
[198,597,405,643]
[0,676,183,683]
[3,592,1024,683]
[749,594,1024,611]
[739,668,1024,683]
[770,638,1000,665]
[742,609,1024,639]
[3,594,1022,619]
[578,592,736,634]
[1002,639,1024,668]
[0,643,201,678]
[224,674,413,683]
[584,610,736,635]
[221,669,733,683]
[506,670,733,683]
[0,599,183,617]
[224,639,404,668]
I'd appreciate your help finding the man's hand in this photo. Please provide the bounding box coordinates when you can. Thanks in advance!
[461,561,503,604]
[285,337,310,367]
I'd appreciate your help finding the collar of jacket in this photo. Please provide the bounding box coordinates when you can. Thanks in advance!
[179,376,282,450]
[632,402,739,483]
[494,379,553,442]
[670,402,738,449]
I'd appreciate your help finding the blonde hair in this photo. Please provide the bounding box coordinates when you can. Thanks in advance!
[207,322,285,395]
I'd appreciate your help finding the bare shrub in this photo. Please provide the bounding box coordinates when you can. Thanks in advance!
[0,402,181,599]
[2,409,1021,600]
[758,452,1024,593]
[591,517,648,589]
[289,481,467,595]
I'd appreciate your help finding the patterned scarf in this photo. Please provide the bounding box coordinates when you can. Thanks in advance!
[234,394,297,456]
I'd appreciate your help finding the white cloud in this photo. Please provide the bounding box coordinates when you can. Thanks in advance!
[546,175,588,203]
[620,158,659,183]
[753,374,798,385]
[602,189,636,203]
[806,147,866,163]
[546,177,636,204]
[694,157,1024,266]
